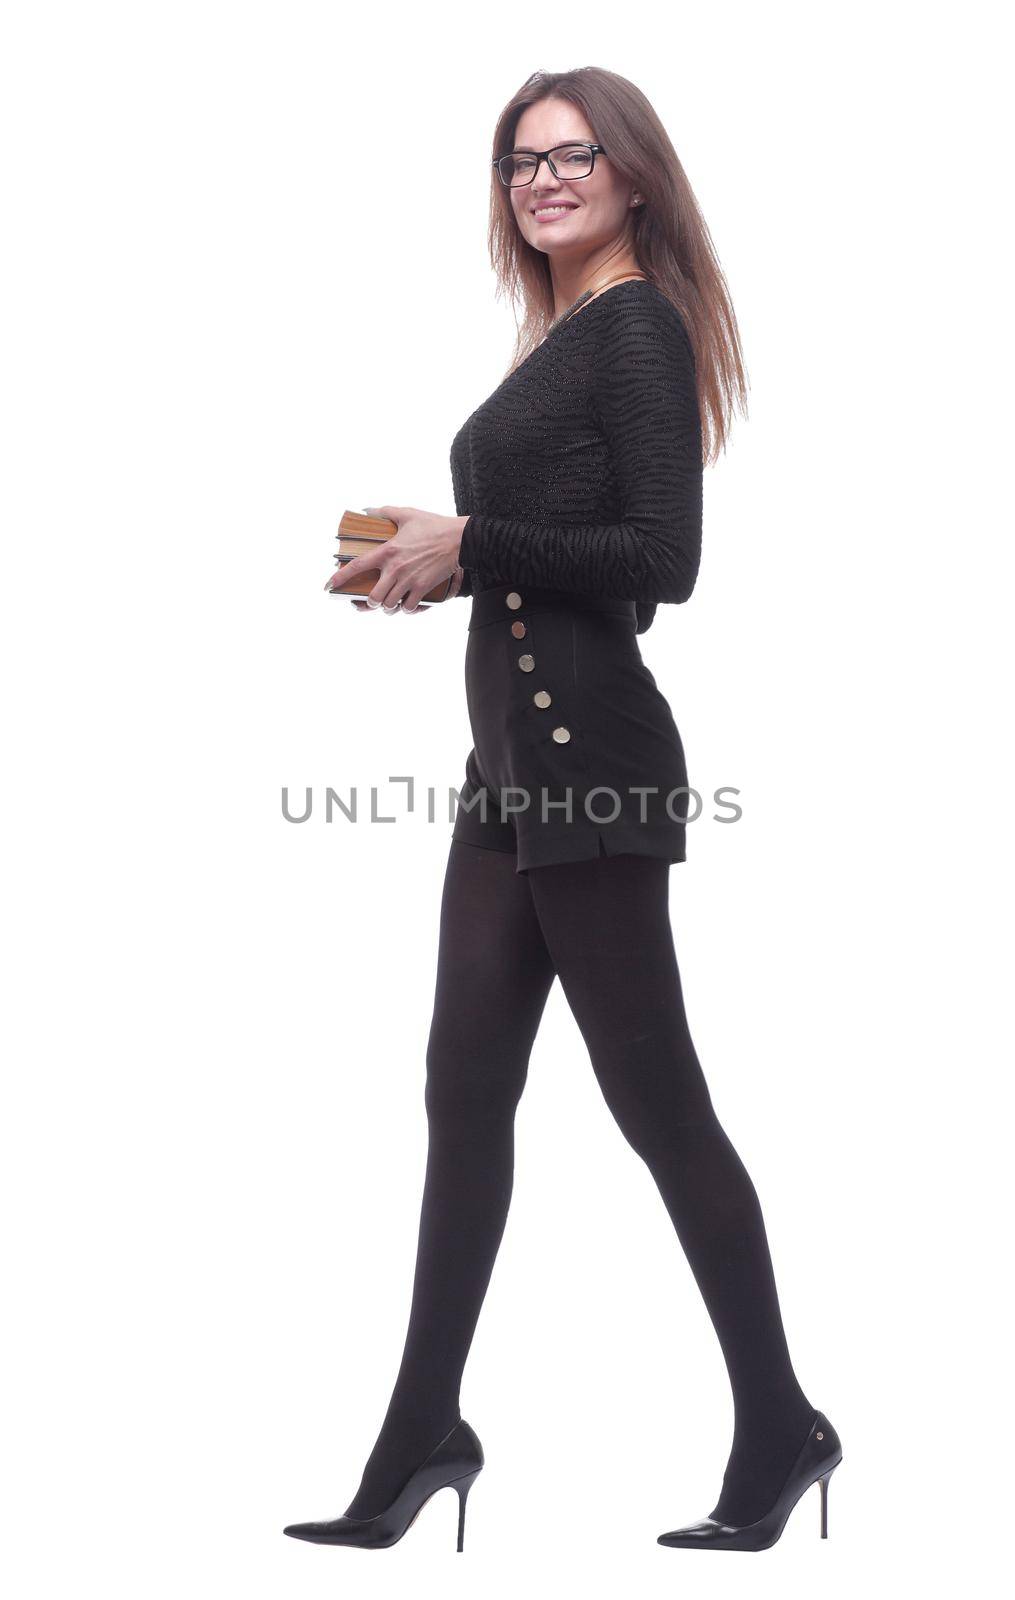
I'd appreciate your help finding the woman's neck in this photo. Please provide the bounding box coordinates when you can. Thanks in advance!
[550,253,643,319]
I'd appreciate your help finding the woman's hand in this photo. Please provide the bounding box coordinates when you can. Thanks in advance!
[326,506,469,614]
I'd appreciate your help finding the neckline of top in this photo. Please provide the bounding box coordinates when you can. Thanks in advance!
[511,277,658,379]
[556,274,655,328]
[547,275,657,337]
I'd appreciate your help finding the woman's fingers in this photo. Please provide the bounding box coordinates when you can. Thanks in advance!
[333,514,404,602]
[329,549,388,593]
[340,589,430,614]
[362,505,406,521]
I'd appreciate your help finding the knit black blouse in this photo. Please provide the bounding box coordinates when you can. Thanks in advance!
[450,278,703,635]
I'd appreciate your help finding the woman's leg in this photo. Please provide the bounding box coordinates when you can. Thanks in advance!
[525,850,815,1527]
[343,838,556,1519]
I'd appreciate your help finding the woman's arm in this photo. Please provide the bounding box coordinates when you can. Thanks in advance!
[456,297,703,605]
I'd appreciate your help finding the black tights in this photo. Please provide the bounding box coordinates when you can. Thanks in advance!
[343,839,815,1527]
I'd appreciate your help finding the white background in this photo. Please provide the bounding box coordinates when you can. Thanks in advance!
[2,2,1011,1595]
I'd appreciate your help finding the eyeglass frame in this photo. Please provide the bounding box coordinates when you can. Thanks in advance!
[492,142,606,188]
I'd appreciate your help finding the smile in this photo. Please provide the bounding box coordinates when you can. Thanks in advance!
[532,204,579,220]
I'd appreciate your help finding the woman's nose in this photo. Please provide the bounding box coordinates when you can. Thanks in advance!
[529,153,563,188]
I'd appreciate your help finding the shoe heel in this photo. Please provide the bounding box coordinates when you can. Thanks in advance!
[453,1468,482,1552]
[817,1463,838,1539]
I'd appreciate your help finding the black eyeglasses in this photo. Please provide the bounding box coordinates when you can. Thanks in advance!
[493,142,606,188]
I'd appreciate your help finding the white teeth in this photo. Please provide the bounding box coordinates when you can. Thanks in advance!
[534,205,576,216]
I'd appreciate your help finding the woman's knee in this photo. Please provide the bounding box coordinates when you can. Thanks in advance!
[423,1028,529,1132]
[590,1034,716,1157]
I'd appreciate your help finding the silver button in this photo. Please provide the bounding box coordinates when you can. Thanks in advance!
[517,653,535,672]
[533,690,552,708]
[511,620,526,638]
[552,726,571,743]
[506,591,523,610]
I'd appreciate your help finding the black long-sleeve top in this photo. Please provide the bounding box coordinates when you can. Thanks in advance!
[449,278,703,635]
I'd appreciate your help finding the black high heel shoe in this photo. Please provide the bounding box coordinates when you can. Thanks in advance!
[283,1418,484,1552]
[657,1411,842,1551]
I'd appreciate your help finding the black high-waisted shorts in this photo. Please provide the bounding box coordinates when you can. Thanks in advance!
[451,582,691,873]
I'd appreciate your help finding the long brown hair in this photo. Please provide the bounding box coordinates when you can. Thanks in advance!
[487,67,748,465]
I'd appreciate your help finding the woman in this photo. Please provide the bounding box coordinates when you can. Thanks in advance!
[284,66,842,1554]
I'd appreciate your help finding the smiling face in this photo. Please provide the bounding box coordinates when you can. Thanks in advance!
[508,97,641,264]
